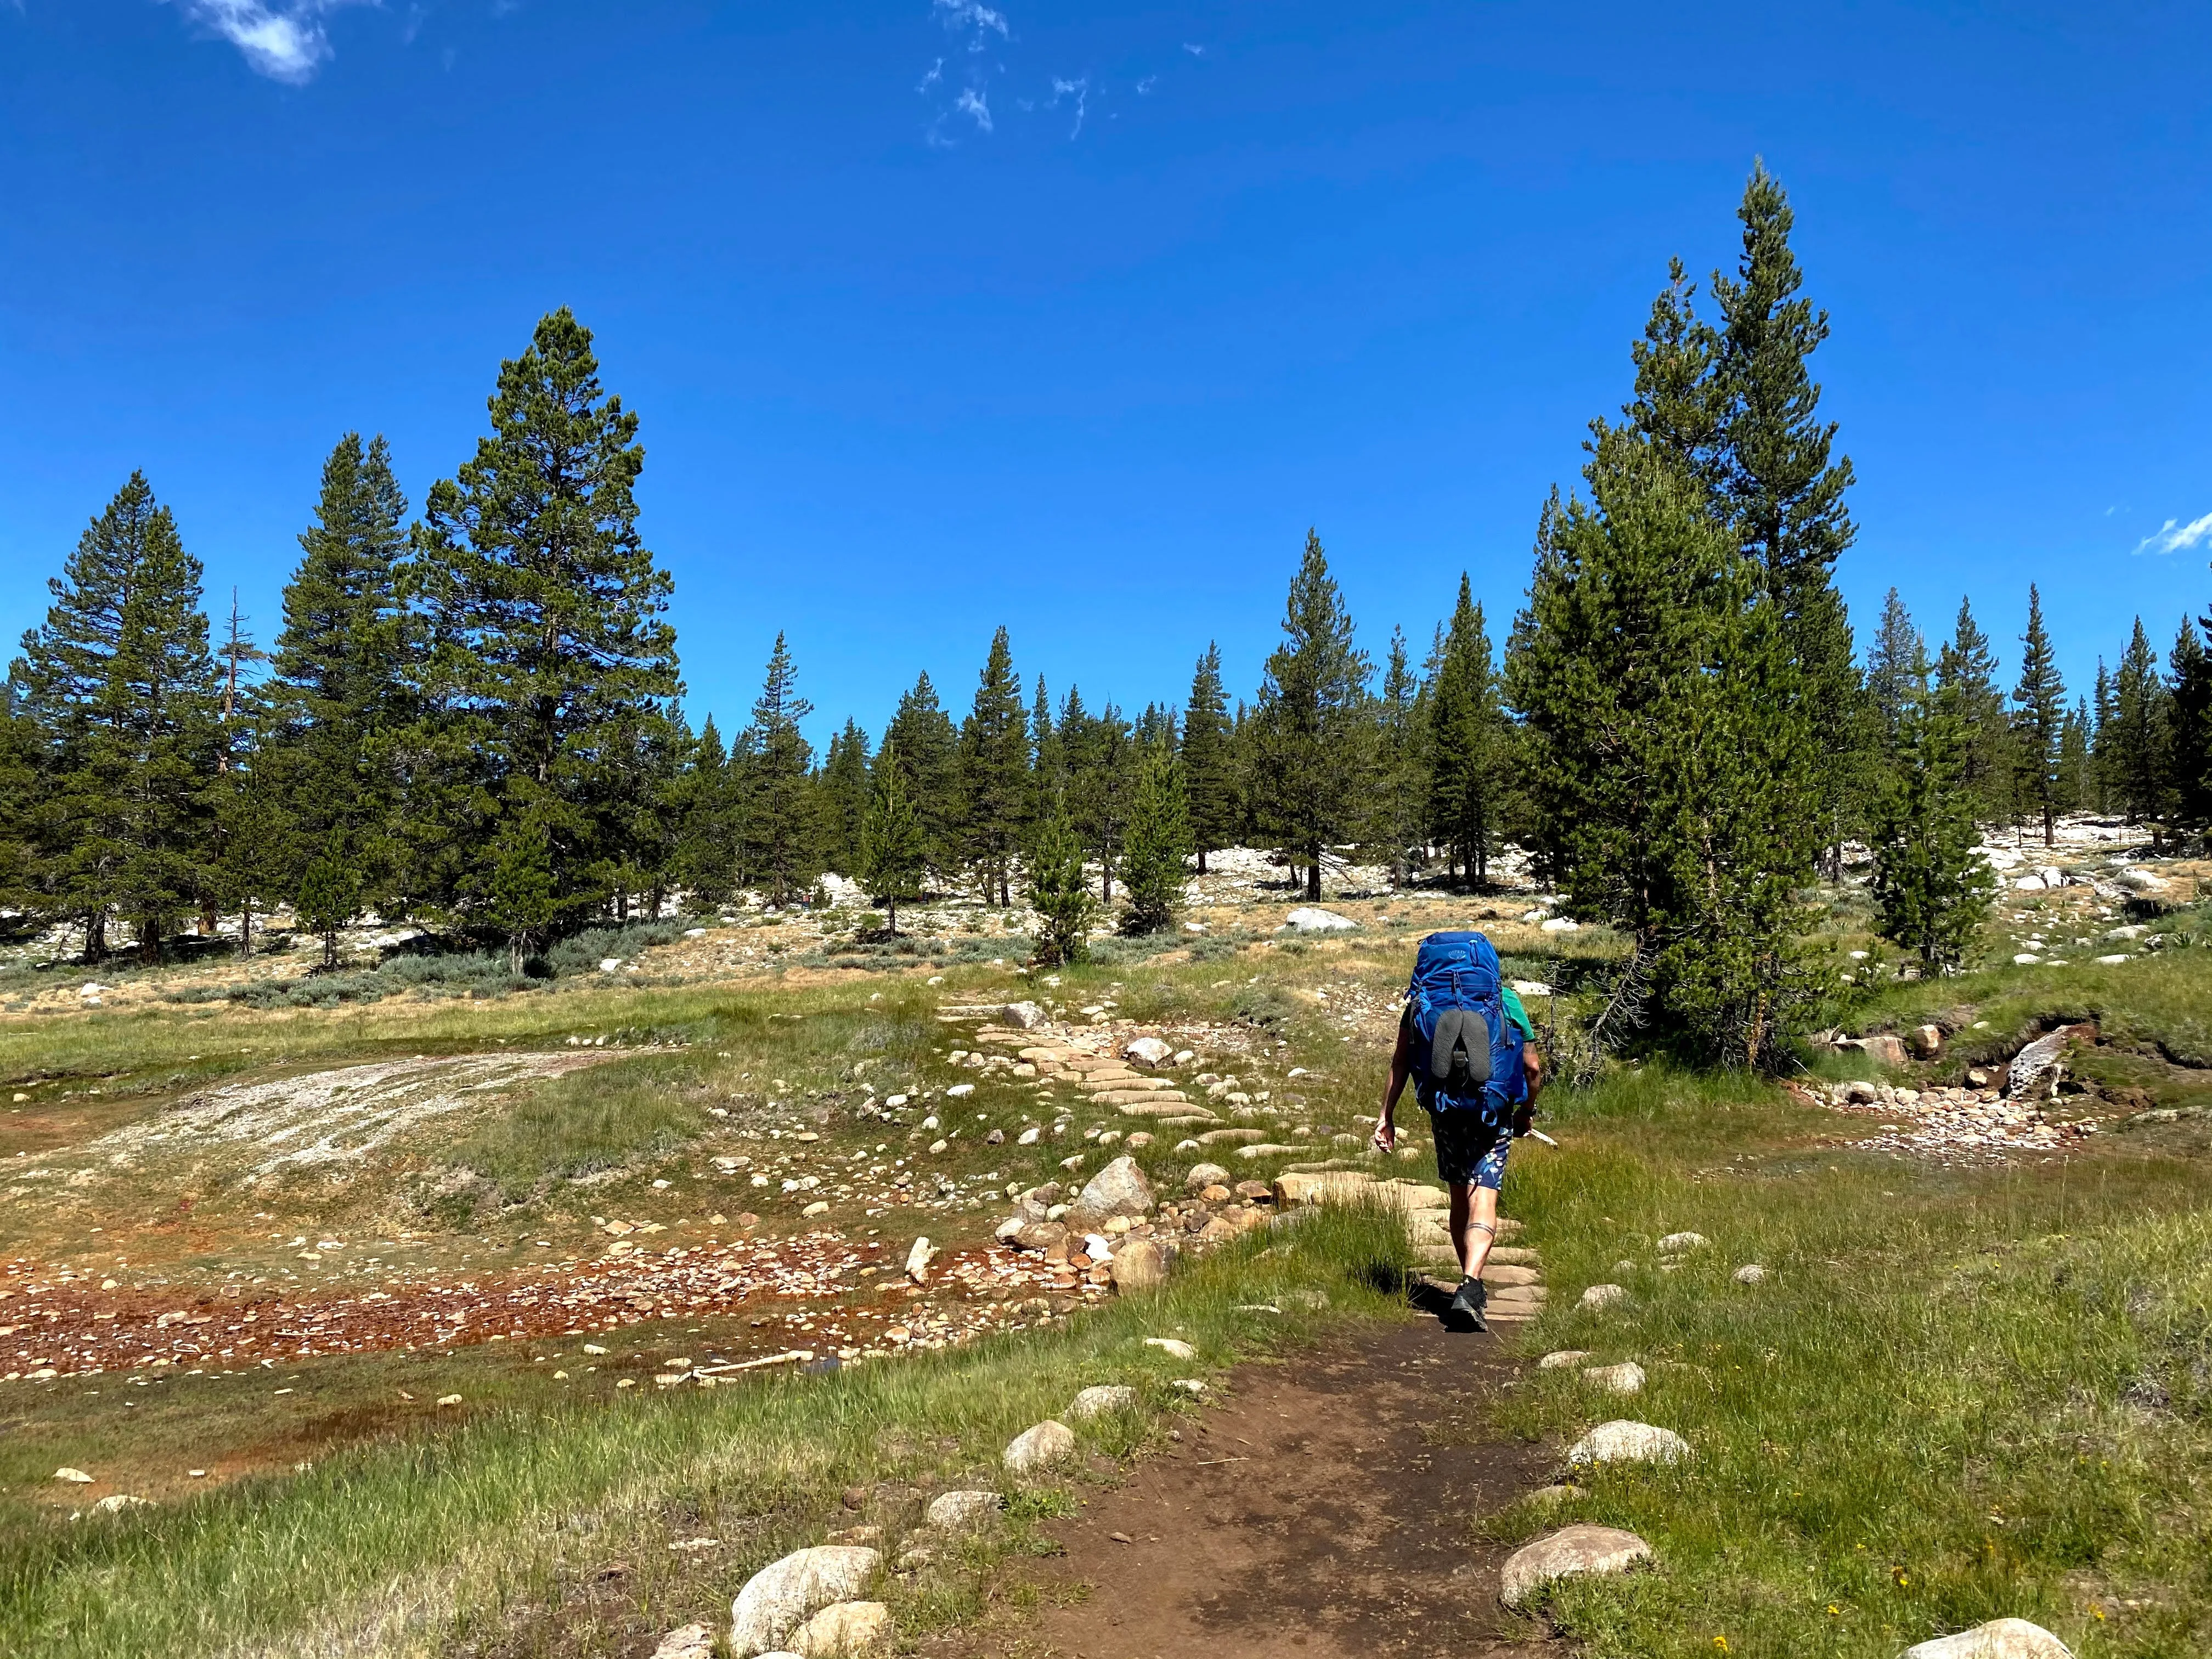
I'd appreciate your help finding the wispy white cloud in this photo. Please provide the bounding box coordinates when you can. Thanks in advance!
[1049,74,1086,136]
[1182,41,1204,55]
[165,0,369,84]
[1135,74,1156,94]
[934,0,1006,48]
[917,55,942,90]
[2137,511,2212,556]
[955,86,992,132]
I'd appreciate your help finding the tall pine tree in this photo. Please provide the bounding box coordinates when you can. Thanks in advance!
[859,737,926,934]
[1864,587,1927,758]
[410,309,681,956]
[2109,617,2170,827]
[2169,619,2212,825]
[1935,597,2012,825]
[885,672,960,883]
[1181,642,1235,874]
[1118,737,1192,933]
[819,718,872,876]
[1375,626,1427,882]
[1870,674,1994,971]
[2011,585,2068,848]
[741,633,818,904]
[1427,576,1502,884]
[1250,531,1373,902]
[957,627,1029,906]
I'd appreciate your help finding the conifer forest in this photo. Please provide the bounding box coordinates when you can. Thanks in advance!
[4,167,2203,1070]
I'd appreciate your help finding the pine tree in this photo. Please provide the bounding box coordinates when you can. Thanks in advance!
[2058,701,2095,813]
[1181,642,1234,874]
[1865,587,1928,756]
[12,475,222,963]
[1375,626,1427,882]
[1025,797,1094,966]
[1250,531,1374,902]
[487,808,560,974]
[1505,428,1823,1066]
[1870,676,1995,971]
[1624,258,1726,485]
[1119,738,1192,933]
[1935,597,2011,825]
[1029,676,1063,819]
[294,828,360,969]
[672,716,740,911]
[2011,585,2068,848]
[859,737,926,934]
[740,633,817,904]
[819,718,872,875]
[1063,692,1133,904]
[1427,576,1502,885]
[410,309,681,956]
[885,672,960,882]
[2169,619,2212,825]
[2092,661,2118,812]
[2110,617,2171,827]
[957,627,1029,906]
[1709,161,1866,865]
[0,690,38,910]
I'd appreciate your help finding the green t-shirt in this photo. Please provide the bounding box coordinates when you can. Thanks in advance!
[1500,985,1534,1042]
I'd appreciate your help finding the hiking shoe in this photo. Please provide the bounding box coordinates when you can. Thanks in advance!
[1447,1274,1488,1333]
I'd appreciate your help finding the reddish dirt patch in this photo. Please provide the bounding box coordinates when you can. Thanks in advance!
[953,1321,1552,1659]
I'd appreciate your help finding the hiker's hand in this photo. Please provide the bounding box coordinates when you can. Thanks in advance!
[1372,1116,1396,1154]
[1512,1104,1535,1140]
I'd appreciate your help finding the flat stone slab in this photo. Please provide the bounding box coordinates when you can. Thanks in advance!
[1499,1523,1652,1607]
[1579,1362,1645,1395]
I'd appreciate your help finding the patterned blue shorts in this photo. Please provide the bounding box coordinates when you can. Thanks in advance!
[1428,1108,1513,1190]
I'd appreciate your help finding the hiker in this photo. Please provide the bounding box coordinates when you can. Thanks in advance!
[1373,930,1544,1331]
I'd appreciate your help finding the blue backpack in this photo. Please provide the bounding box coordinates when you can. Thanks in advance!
[1407,931,1524,1119]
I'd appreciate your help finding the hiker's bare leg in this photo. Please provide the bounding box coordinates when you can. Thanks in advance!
[1449,1183,1499,1278]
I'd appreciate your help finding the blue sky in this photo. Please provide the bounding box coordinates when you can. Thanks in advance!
[3,1,2208,746]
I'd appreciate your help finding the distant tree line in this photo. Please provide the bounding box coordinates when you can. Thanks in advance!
[7,171,2206,1064]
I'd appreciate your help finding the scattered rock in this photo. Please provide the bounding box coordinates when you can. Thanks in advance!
[52,1468,93,1483]
[905,1238,936,1284]
[729,1546,881,1658]
[1273,1169,1376,1206]
[1580,1362,1646,1395]
[1001,1001,1047,1029]
[2116,867,2170,895]
[651,1623,717,1659]
[1656,1232,1707,1254]
[1539,917,1581,934]
[1183,1163,1232,1194]
[924,1490,1004,1531]
[1537,1350,1592,1370]
[1124,1036,1173,1069]
[1003,1420,1076,1474]
[1068,1384,1138,1420]
[789,1600,892,1658]
[1579,1284,1629,1311]
[1732,1263,1768,1285]
[1526,1482,1582,1506]
[1071,1155,1155,1220]
[1498,1523,1652,1609]
[1284,907,1357,932]
[1566,1421,1691,1468]
[1109,1238,1171,1294]
[2008,1023,2096,1100]
[1144,1336,1197,1359]
[1907,1024,1945,1059]
[1963,1066,1993,1088]
[1841,1079,1880,1104]
[1861,1033,1909,1069]
[1899,1618,2074,1659]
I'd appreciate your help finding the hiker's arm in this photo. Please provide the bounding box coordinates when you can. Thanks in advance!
[1375,1012,1414,1150]
[1522,1042,1544,1106]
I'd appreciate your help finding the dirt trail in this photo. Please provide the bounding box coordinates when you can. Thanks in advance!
[955,1320,1549,1659]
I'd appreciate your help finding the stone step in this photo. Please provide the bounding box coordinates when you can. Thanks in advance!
[1094,1090,1192,1108]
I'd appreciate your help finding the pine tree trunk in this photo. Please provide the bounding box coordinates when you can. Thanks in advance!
[84,911,107,965]
[239,900,254,958]
[2043,804,2055,848]
[1306,849,1322,902]
[138,917,160,967]
[1197,848,1207,876]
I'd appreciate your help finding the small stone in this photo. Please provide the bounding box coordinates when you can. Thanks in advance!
[789,1600,892,1658]
[1124,1036,1173,1068]
[1908,1023,1945,1059]
[905,1237,935,1283]
[1068,1384,1139,1420]
[1284,906,1357,932]
[1963,1066,1993,1088]
[53,1468,93,1483]
[436,1394,464,1407]
[1001,1001,1047,1029]
[985,1127,1005,1144]
[1566,1420,1691,1468]
[1183,1162,1232,1193]
[1537,1350,1592,1370]
[652,1623,717,1659]
[1733,1263,1768,1285]
[1498,1523,1652,1609]
[924,1489,1005,1531]
[1003,1420,1076,1474]
[1656,1231,1707,1253]
[1144,1336,1197,1359]
[729,1546,881,1657]
[1899,1618,2074,1659]
[1579,1362,1646,1395]
[1580,1284,1629,1311]
[1526,1483,1582,1506]
[1071,1155,1155,1220]
[89,1493,154,1514]
[1110,1238,1171,1294]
